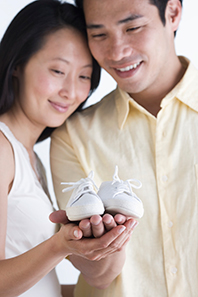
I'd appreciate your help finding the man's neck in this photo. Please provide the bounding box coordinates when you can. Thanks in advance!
[129,57,187,117]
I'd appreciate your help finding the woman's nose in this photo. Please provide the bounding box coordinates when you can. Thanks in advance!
[59,78,76,102]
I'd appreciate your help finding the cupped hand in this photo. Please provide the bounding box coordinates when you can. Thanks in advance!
[50,210,138,261]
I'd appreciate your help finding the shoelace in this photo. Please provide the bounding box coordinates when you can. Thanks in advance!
[112,165,142,199]
[61,171,98,204]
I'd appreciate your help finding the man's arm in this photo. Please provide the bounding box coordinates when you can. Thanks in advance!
[50,211,138,289]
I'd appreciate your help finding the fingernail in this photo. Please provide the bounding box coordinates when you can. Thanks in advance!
[104,217,112,224]
[74,230,79,238]
[115,216,123,223]
[90,217,102,226]
[81,222,90,229]
[118,226,126,233]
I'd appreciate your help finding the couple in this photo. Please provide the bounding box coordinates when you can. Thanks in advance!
[1,0,198,297]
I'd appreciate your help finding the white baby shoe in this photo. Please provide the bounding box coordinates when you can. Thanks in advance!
[98,166,144,218]
[61,171,105,221]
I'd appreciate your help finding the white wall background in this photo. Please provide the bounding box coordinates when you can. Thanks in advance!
[1,0,198,285]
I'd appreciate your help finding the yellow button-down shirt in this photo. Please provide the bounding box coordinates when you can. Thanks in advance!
[51,56,198,297]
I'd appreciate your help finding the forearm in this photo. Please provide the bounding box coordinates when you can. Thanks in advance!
[61,284,75,297]
[69,249,126,289]
[0,233,66,297]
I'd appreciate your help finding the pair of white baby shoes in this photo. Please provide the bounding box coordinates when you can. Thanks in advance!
[61,166,144,221]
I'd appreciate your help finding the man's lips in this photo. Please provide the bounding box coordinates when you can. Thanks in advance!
[113,61,142,78]
[115,61,141,72]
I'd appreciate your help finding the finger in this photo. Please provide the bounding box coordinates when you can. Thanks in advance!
[49,210,70,224]
[114,214,127,225]
[79,219,92,237]
[93,224,126,250]
[125,219,139,232]
[61,224,83,241]
[98,219,138,257]
[76,225,127,261]
[66,225,127,261]
[72,227,83,240]
[102,213,117,231]
[109,219,139,251]
[90,215,105,238]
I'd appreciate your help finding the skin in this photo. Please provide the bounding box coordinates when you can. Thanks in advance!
[83,0,186,116]
[7,28,93,149]
[0,27,133,296]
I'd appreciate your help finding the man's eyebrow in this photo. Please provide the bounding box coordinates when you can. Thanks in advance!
[86,14,143,29]
[118,14,143,24]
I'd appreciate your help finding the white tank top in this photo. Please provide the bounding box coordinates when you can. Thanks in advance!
[0,122,62,297]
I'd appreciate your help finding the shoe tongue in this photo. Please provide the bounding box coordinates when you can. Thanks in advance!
[83,185,90,191]
[113,182,131,195]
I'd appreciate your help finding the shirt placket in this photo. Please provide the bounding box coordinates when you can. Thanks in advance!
[155,113,180,296]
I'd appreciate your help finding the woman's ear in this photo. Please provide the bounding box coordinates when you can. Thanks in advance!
[12,65,20,77]
[165,0,182,33]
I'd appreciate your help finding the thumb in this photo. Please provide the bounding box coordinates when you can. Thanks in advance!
[49,210,69,224]
[72,227,83,240]
[62,224,83,241]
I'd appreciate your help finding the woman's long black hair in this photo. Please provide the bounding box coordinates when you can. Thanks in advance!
[0,0,101,142]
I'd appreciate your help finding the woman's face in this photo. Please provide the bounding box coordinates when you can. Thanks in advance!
[14,28,93,129]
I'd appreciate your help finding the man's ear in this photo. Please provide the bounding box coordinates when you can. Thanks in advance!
[165,0,182,32]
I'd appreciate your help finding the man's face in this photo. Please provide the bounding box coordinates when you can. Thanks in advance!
[83,0,180,99]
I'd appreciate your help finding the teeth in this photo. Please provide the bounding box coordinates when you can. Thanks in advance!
[117,62,141,72]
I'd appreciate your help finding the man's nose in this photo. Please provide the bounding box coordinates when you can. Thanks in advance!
[107,36,133,61]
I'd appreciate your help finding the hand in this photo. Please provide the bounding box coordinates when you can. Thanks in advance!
[78,213,138,238]
[50,210,138,260]
[50,210,132,261]
[49,210,121,238]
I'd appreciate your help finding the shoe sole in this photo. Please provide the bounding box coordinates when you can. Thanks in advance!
[66,204,105,221]
[104,199,144,218]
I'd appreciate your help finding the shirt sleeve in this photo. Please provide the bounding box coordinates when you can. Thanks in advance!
[50,122,86,210]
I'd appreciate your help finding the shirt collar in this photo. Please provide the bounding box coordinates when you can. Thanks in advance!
[161,56,198,111]
[115,56,198,129]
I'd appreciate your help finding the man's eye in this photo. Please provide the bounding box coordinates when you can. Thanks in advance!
[127,26,141,32]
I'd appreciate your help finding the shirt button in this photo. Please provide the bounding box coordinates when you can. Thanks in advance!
[162,175,168,182]
[168,221,173,228]
[171,267,177,274]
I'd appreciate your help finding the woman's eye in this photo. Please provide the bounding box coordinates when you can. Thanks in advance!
[52,69,64,75]
[80,75,91,80]
[91,33,106,39]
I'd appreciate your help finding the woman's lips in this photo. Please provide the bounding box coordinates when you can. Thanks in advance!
[49,100,70,113]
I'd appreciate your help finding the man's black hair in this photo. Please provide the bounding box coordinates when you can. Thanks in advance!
[75,0,183,27]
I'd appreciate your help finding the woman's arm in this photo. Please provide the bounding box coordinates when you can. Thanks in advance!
[0,132,134,296]
[0,133,81,297]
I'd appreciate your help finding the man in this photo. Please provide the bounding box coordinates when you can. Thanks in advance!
[51,0,198,296]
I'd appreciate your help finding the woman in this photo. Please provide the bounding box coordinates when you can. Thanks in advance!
[0,1,129,296]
